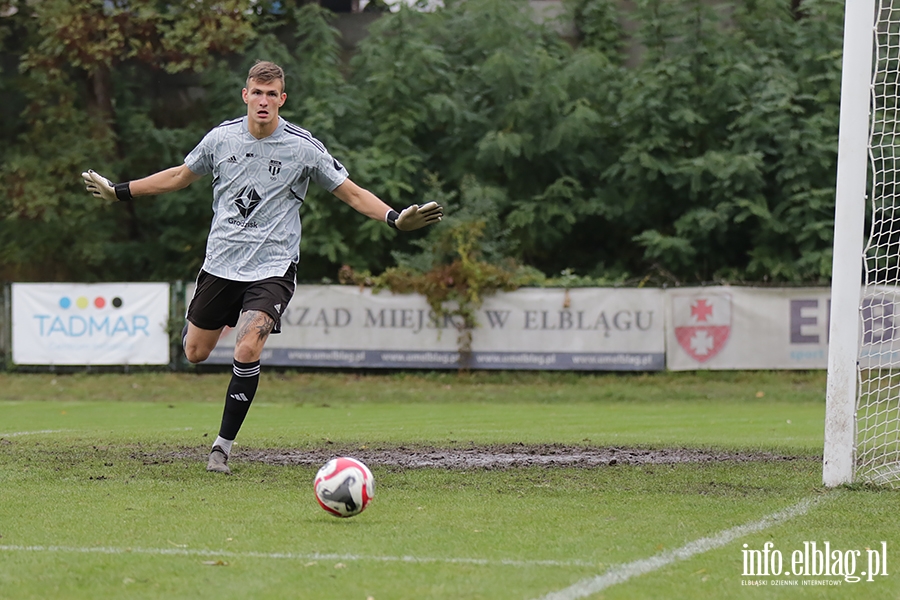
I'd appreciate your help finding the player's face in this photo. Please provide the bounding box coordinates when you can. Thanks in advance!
[242,79,286,127]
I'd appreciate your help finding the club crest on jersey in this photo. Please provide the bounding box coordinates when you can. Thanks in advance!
[234,185,262,218]
[268,160,282,177]
[672,293,732,363]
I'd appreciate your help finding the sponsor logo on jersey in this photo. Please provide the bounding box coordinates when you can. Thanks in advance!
[226,218,259,228]
[333,158,344,171]
[234,185,262,218]
[225,155,238,164]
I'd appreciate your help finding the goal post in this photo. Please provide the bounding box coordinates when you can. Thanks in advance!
[824,0,898,487]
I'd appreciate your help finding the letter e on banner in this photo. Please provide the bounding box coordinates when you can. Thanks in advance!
[672,293,732,363]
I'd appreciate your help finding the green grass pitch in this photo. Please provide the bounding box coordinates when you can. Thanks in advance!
[1,370,899,599]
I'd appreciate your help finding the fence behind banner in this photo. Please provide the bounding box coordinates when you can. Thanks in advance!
[0,282,846,371]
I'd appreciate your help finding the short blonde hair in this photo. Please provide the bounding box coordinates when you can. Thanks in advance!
[246,61,285,92]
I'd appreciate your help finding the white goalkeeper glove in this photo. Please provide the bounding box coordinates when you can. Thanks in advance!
[387,201,443,231]
[81,170,133,202]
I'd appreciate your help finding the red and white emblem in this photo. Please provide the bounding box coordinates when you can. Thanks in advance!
[672,293,732,362]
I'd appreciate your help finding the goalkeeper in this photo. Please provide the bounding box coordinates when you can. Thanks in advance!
[81,61,442,475]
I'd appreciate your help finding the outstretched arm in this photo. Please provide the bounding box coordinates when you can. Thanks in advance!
[130,165,203,196]
[331,178,393,221]
[82,164,203,202]
[331,178,442,231]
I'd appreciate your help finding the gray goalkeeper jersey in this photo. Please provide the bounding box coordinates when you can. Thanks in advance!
[184,116,348,281]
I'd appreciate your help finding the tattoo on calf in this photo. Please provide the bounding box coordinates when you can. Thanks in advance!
[236,310,275,343]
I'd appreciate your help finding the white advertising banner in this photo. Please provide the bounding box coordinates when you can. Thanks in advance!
[12,283,171,365]
[198,285,666,370]
[665,286,830,370]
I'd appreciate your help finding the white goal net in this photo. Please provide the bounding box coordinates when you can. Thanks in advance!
[826,0,900,486]
[855,0,900,486]
[824,0,900,487]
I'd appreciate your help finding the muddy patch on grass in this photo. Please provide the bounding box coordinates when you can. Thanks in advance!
[167,444,815,470]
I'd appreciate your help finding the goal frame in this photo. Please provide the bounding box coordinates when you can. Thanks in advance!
[823,0,876,487]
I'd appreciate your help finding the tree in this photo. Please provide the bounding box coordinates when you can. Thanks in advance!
[603,0,843,284]
[0,0,847,286]
[0,0,256,280]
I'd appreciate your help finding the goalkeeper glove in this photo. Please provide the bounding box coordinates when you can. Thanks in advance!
[81,170,133,202]
[387,202,443,231]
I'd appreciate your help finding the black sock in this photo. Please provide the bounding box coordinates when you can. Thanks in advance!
[218,359,261,440]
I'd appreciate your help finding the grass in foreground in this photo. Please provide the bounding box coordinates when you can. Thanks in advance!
[1,371,899,599]
[1,370,828,453]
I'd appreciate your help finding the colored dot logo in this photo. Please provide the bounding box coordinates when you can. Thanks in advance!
[59,296,124,310]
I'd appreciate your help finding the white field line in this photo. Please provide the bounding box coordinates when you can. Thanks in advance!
[0,430,66,437]
[0,544,598,569]
[1,428,192,436]
[535,495,823,600]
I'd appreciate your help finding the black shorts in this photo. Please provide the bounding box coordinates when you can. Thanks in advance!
[186,263,296,334]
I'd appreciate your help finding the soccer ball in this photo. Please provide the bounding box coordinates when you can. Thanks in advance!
[314,457,375,518]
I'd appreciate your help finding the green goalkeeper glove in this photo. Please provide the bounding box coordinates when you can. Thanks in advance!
[387,202,443,231]
[81,170,133,202]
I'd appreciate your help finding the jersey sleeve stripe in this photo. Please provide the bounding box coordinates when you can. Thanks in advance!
[215,117,244,129]
[283,124,327,153]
